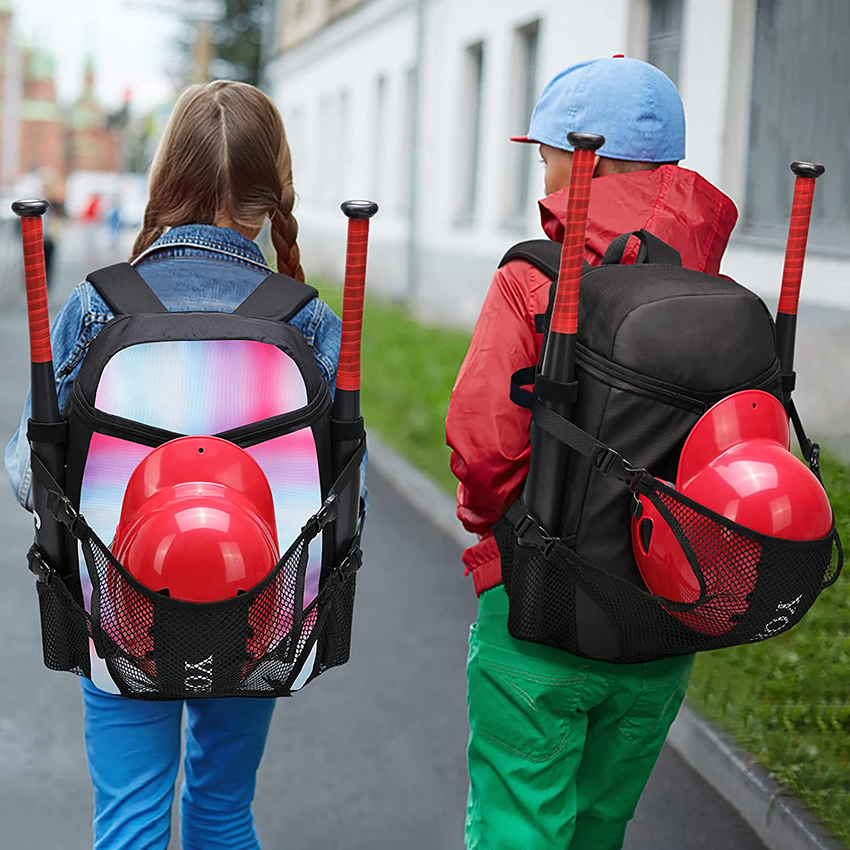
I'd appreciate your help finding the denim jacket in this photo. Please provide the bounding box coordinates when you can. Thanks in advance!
[5,224,343,510]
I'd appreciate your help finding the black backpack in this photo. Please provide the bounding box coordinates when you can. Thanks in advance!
[494,231,841,662]
[31,264,365,699]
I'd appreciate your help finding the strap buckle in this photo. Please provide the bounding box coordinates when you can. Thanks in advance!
[46,492,86,536]
[810,442,821,474]
[27,544,56,584]
[333,544,363,586]
[515,513,555,552]
[302,494,340,539]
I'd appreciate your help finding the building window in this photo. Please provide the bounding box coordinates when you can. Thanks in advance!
[457,41,486,222]
[647,0,684,84]
[506,19,540,220]
[745,0,849,247]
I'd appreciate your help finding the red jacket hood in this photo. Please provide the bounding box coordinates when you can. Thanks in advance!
[540,165,738,275]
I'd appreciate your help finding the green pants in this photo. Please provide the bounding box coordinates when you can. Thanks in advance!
[466,587,694,850]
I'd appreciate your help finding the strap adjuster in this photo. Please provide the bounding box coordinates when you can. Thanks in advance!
[810,442,821,474]
[46,492,87,536]
[27,544,56,584]
[515,513,554,551]
[593,446,622,477]
[333,545,363,586]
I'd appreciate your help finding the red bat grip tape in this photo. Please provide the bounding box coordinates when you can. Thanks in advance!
[337,219,370,392]
[778,176,816,317]
[551,147,595,336]
[20,216,53,363]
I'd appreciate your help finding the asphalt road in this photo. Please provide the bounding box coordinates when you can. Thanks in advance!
[0,227,767,848]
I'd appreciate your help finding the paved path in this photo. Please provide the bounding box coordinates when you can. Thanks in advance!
[0,230,767,848]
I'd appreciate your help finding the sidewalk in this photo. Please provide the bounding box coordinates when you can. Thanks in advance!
[0,233,770,847]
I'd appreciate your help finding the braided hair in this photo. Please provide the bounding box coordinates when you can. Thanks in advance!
[131,80,304,282]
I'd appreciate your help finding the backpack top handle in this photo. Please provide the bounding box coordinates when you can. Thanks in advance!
[601,229,682,267]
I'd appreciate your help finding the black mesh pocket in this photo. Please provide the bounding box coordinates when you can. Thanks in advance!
[497,479,842,662]
[317,573,357,673]
[36,578,90,678]
[31,511,361,699]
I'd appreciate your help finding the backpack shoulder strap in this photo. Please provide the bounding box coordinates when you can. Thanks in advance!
[499,239,561,280]
[87,263,168,315]
[233,273,319,321]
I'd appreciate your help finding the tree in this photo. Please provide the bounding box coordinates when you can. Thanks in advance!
[212,0,268,86]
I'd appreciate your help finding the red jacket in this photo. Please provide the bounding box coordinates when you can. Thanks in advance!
[446,165,738,595]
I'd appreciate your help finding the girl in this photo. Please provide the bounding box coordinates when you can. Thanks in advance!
[5,81,341,850]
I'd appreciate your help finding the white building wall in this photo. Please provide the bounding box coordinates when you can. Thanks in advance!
[266,0,850,326]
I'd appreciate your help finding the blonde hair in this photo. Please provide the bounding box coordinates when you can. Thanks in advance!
[131,80,304,281]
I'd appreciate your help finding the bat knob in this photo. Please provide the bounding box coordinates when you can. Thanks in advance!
[567,132,606,152]
[341,200,379,220]
[12,198,50,218]
[790,161,825,179]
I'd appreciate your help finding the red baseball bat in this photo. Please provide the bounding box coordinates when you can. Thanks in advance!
[775,161,825,403]
[522,132,605,533]
[12,199,70,587]
[332,200,378,561]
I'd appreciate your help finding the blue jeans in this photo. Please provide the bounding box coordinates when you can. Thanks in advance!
[81,678,276,849]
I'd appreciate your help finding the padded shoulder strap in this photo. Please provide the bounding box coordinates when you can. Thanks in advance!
[87,263,168,315]
[499,239,562,280]
[601,230,682,267]
[233,273,318,321]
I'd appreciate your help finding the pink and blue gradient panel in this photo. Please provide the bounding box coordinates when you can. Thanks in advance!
[79,339,323,693]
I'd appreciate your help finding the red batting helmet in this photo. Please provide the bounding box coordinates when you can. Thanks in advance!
[109,436,280,670]
[632,390,833,635]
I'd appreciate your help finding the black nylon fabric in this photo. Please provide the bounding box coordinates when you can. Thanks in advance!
[30,268,366,698]
[87,263,168,315]
[501,231,802,660]
[232,273,318,322]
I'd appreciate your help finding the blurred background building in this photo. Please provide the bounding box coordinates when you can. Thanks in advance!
[265,0,850,325]
[0,4,126,199]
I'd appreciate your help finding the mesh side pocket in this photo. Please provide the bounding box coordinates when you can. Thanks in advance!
[317,573,357,673]
[36,579,90,678]
[496,480,843,662]
[495,522,577,650]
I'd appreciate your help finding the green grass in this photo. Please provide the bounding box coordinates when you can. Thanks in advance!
[315,281,849,843]
[688,451,850,845]
[316,283,470,494]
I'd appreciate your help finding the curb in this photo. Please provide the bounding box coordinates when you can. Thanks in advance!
[368,434,843,850]
[668,704,843,850]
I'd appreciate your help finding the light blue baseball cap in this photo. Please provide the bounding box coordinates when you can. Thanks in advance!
[512,55,686,162]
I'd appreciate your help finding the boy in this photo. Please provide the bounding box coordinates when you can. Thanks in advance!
[446,56,738,849]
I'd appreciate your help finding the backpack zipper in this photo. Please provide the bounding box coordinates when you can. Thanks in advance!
[574,344,779,415]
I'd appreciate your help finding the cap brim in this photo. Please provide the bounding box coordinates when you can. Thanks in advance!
[510,135,539,144]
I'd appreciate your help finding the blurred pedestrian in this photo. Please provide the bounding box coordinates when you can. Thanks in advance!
[81,192,103,261]
[6,81,340,850]
[107,197,123,249]
[447,56,739,850]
